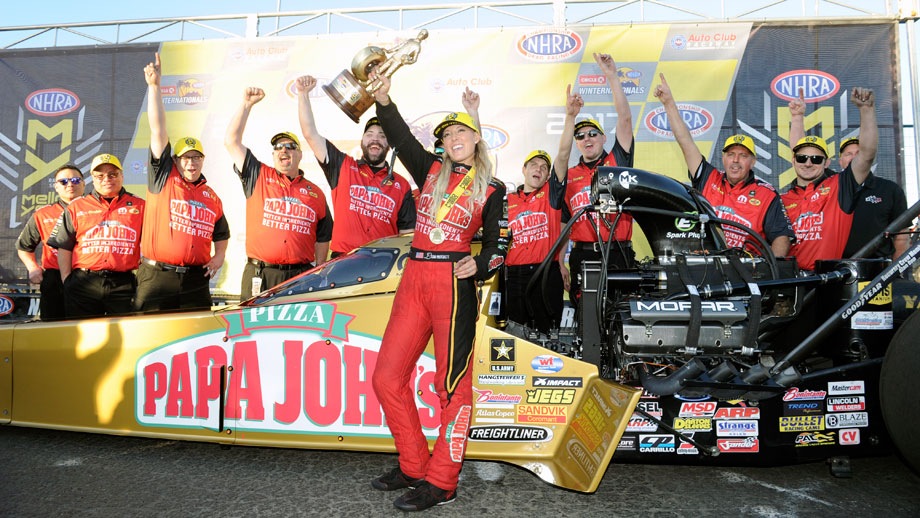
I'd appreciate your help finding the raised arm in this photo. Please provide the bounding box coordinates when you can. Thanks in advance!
[554,84,582,183]
[144,52,169,157]
[596,53,633,151]
[295,75,328,163]
[461,86,482,132]
[788,89,806,150]
[224,87,266,170]
[849,87,877,185]
[653,73,704,175]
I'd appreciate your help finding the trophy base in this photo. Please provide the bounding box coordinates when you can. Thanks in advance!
[322,69,375,123]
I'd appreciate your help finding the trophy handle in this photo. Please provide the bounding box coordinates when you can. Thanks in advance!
[351,46,387,82]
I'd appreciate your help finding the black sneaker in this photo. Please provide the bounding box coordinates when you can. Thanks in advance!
[371,466,423,491]
[393,481,457,511]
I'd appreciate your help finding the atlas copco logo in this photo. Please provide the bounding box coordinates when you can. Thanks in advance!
[771,69,840,103]
[517,29,583,62]
[25,88,81,116]
[645,104,713,138]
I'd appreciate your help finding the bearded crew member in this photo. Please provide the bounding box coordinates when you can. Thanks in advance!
[47,154,145,318]
[225,86,332,300]
[296,75,415,257]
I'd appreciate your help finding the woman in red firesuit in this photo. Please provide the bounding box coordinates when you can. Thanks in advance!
[369,74,508,511]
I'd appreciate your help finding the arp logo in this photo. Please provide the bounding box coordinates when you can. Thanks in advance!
[25,88,81,116]
[713,406,760,419]
[517,29,583,61]
[771,69,840,103]
[645,104,713,138]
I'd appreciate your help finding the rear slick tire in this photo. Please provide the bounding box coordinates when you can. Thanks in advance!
[879,309,920,473]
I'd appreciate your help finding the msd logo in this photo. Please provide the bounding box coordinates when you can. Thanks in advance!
[517,29,582,61]
[25,88,81,116]
[771,69,840,103]
[645,104,713,138]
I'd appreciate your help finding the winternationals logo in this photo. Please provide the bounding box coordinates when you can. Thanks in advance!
[136,303,440,438]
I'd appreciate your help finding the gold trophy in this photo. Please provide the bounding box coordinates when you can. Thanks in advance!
[323,29,429,123]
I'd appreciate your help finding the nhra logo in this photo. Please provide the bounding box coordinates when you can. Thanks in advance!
[670,34,687,50]
[517,29,583,61]
[645,104,713,138]
[25,88,81,116]
[771,69,840,103]
[481,125,510,150]
[0,295,13,316]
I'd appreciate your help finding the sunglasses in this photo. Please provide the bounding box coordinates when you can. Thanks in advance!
[56,177,83,186]
[794,154,826,165]
[574,130,601,141]
[92,171,121,180]
[273,142,299,151]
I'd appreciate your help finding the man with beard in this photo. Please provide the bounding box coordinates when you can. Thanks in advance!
[296,75,415,258]
[225,87,332,300]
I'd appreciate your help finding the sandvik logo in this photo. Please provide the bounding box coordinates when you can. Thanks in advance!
[771,69,840,103]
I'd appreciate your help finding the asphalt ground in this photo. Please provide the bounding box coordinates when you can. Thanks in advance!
[2,426,918,517]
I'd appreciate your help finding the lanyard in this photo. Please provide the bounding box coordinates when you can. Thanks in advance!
[434,167,475,225]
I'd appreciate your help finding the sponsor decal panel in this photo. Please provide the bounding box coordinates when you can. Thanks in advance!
[715,419,759,437]
[489,338,516,372]
[525,388,575,405]
[531,354,564,373]
[839,428,861,445]
[672,417,713,432]
[825,412,869,429]
[533,376,583,387]
[783,387,827,401]
[474,407,515,423]
[567,438,599,476]
[677,433,700,455]
[447,406,472,462]
[516,404,567,425]
[617,435,637,451]
[468,425,553,442]
[639,434,676,453]
[717,437,760,453]
[795,431,836,447]
[827,380,865,395]
[778,415,825,432]
[783,400,824,416]
[626,415,658,433]
[713,406,761,420]
[472,387,522,407]
[827,396,866,412]
[679,401,718,417]
[478,374,526,386]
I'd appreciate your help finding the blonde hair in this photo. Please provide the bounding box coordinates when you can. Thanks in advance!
[430,139,493,208]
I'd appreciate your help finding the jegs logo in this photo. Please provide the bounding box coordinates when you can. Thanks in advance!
[517,29,583,62]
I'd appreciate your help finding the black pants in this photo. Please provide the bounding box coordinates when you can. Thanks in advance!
[506,262,564,332]
[38,268,65,321]
[239,261,312,300]
[64,269,136,318]
[133,262,211,312]
[568,241,634,308]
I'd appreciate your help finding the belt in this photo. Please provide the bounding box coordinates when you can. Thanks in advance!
[247,258,312,271]
[573,240,632,253]
[76,268,132,276]
[142,257,204,274]
[409,247,469,262]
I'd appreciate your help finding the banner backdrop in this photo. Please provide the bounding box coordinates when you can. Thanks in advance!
[0,22,899,296]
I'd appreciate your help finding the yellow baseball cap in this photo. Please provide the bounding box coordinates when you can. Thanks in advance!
[174,137,205,157]
[793,135,829,157]
[574,119,605,135]
[270,131,301,147]
[722,134,756,155]
[524,149,552,167]
[90,153,123,172]
[433,112,479,139]
[839,137,859,153]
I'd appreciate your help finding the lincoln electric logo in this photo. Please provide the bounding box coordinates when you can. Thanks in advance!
[645,103,714,138]
[517,29,582,61]
[771,69,840,103]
